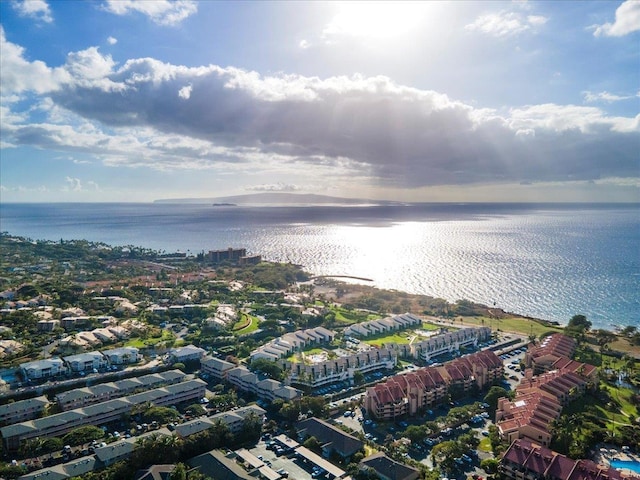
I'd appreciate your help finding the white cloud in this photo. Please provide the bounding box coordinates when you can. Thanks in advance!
[1,34,638,189]
[12,0,53,23]
[64,176,83,191]
[107,36,118,45]
[0,27,70,95]
[246,183,301,192]
[102,0,197,26]
[583,90,635,103]
[593,0,640,37]
[465,10,548,37]
[178,84,192,99]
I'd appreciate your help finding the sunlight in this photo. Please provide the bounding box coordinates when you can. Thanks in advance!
[324,1,431,40]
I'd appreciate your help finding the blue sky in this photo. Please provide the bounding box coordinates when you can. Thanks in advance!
[1,0,638,202]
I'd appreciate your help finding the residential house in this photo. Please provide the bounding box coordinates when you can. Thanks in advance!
[359,452,420,480]
[167,344,206,364]
[63,351,109,373]
[296,417,363,461]
[20,357,68,380]
[101,346,140,365]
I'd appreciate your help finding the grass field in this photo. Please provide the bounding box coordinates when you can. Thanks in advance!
[331,306,380,324]
[125,329,175,348]
[234,314,260,335]
[459,316,565,338]
[366,332,413,346]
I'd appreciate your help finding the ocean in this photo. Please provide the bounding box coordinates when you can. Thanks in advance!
[1,202,638,330]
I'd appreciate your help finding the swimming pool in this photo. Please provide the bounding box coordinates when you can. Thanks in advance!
[610,460,640,474]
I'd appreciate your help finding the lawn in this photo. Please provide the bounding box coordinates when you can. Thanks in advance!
[366,332,412,346]
[478,437,492,452]
[125,329,175,348]
[234,314,260,335]
[331,306,380,324]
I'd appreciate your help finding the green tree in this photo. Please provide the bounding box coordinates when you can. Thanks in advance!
[62,425,105,446]
[483,386,510,415]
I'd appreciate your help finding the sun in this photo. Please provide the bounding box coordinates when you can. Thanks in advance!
[324,1,431,40]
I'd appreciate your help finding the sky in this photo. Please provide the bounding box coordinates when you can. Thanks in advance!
[0,0,639,203]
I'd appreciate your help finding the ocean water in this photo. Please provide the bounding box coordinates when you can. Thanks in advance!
[1,202,638,330]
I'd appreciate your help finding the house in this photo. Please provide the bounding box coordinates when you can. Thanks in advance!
[101,347,140,365]
[134,465,176,480]
[63,351,109,373]
[359,452,420,480]
[167,344,206,364]
[296,417,363,461]
[20,357,68,380]
[37,319,60,332]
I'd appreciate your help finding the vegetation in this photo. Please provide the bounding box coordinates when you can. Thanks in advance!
[62,426,105,447]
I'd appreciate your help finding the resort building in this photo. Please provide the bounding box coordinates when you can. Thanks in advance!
[409,327,492,361]
[364,350,503,420]
[500,439,625,480]
[495,392,562,447]
[175,405,265,438]
[20,357,68,380]
[166,344,206,364]
[1,379,207,451]
[285,347,397,389]
[343,313,422,338]
[55,369,186,410]
[250,327,335,362]
[63,351,109,373]
[101,346,141,365]
[524,334,577,374]
[225,365,302,402]
[201,356,236,380]
[0,395,49,427]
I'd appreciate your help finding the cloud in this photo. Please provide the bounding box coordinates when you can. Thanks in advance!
[465,11,548,37]
[178,84,192,99]
[592,0,640,37]
[583,90,636,103]
[107,36,118,45]
[102,0,197,26]
[64,176,83,191]
[246,183,301,192]
[12,0,53,23]
[1,36,638,190]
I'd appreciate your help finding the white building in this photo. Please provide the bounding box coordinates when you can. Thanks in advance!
[63,351,109,373]
[20,358,68,380]
[101,347,140,365]
[167,344,206,364]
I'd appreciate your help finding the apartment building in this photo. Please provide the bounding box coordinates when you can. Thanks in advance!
[201,356,236,380]
[296,417,363,461]
[285,347,397,389]
[410,327,492,361]
[0,395,49,427]
[359,452,420,480]
[524,334,577,374]
[55,369,186,410]
[226,365,302,402]
[174,405,266,438]
[100,346,140,365]
[1,379,206,451]
[167,344,206,364]
[20,357,68,380]
[63,351,109,373]
[500,439,625,480]
[364,350,502,420]
[250,327,335,362]
[343,313,422,338]
[495,392,562,447]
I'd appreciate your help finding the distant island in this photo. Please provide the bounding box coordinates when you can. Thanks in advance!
[155,192,402,206]
[212,203,237,207]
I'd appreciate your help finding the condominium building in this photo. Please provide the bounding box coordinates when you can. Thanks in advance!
[1,379,206,451]
[20,357,68,380]
[250,327,335,362]
[174,405,266,438]
[55,369,187,410]
[100,346,141,365]
[410,327,492,361]
[63,351,109,373]
[225,365,302,402]
[166,344,206,364]
[0,395,49,427]
[500,439,625,480]
[364,350,503,420]
[343,313,422,338]
[285,347,397,389]
[524,334,577,374]
[201,356,236,380]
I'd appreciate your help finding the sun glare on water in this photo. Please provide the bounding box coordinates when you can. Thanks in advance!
[324,1,431,39]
